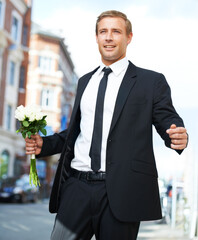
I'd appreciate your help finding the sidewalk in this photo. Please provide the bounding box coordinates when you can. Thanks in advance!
[138,221,189,240]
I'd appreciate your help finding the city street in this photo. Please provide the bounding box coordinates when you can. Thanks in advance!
[0,201,189,240]
[0,201,55,240]
[138,221,189,240]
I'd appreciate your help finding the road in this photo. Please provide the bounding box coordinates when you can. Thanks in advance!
[0,201,188,240]
[0,201,55,240]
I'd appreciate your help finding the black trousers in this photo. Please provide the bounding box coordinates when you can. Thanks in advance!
[50,176,140,240]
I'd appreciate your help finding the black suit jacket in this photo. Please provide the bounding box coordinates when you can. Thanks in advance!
[38,61,184,221]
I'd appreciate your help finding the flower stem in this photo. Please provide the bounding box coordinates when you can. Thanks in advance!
[29,158,40,187]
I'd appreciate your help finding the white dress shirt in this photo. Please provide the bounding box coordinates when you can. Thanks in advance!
[70,57,129,172]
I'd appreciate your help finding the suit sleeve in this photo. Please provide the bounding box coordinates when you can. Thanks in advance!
[152,74,185,154]
[37,129,68,158]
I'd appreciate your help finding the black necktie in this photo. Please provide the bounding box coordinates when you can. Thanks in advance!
[89,67,112,172]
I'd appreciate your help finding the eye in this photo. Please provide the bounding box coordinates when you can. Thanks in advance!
[99,30,106,34]
[114,30,121,33]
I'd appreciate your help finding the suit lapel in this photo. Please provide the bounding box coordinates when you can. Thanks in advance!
[109,61,137,134]
[77,69,99,105]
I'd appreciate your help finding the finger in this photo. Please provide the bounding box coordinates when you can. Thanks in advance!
[26,147,36,152]
[167,127,187,134]
[25,142,36,148]
[26,147,36,154]
[25,137,35,143]
[170,124,176,129]
[26,150,36,155]
[30,134,38,139]
[169,132,188,139]
[31,134,41,139]
[171,143,186,150]
[166,124,176,133]
[26,144,37,150]
[171,139,187,145]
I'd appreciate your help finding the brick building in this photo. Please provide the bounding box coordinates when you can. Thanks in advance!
[0,0,32,178]
[26,22,77,186]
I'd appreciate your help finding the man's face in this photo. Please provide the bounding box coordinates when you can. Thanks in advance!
[96,17,132,66]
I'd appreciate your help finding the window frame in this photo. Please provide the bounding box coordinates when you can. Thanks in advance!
[19,65,25,89]
[5,104,12,130]
[0,0,6,29]
[8,60,16,86]
[41,89,55,109]
[22,24,28,46]
[0,149,9,178]
[38,56,54,74]
[11,10,22,44]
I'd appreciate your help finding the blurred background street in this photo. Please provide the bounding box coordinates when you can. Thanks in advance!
[0,200,190,240]
[138,221,189,240]
[0,201,55,240]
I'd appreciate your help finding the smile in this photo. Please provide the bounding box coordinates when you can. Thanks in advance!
[104,45,115,49]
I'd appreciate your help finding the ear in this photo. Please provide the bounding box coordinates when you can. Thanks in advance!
[127,32,133,45]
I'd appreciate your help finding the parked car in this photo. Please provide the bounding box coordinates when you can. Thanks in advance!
[0,174,39,203]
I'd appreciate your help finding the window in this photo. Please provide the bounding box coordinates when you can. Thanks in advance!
[19,66,25,89]
[22,25,28,46]
[11,16,19,41]
[0,2,2,25]
[11,11,22,43]
[16,118,20,131]
[0,150,9,178]
[39,56,53,73]
[8,60,15,85]
[6,104,12,130]
[41,89,54,108]
[0,0,5,29]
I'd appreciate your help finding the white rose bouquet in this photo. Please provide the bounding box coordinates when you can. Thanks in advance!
[15,105,47,187]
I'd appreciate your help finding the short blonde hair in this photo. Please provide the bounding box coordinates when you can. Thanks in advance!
[96,10,132,35]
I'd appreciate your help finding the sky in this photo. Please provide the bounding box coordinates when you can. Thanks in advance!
[32,0,198,180]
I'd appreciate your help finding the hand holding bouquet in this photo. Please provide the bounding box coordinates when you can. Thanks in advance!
[15,105,47,187]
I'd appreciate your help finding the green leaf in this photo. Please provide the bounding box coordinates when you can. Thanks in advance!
[22,132,26,139]
[22,121,29,127]
[40,128,47,136]
[16,129,20,133]
[27,131,32,138]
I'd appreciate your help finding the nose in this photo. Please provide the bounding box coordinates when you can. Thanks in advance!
[105,31,113,41]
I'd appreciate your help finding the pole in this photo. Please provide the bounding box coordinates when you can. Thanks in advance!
[171,175,177,229]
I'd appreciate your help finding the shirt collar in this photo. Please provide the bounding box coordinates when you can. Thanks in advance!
[98,57,129,77]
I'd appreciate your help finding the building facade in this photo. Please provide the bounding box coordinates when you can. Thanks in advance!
[26,23,77,185]
[0,0,32,179]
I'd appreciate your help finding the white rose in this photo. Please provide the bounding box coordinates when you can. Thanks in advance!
[15,105,26,121]
[35,112,44,120]
[24,106,32,119]
[24,105,37,120]
[15,104,45,122]
[29,112,36,122]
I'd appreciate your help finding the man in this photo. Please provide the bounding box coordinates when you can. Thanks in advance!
[25,10,188,240]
